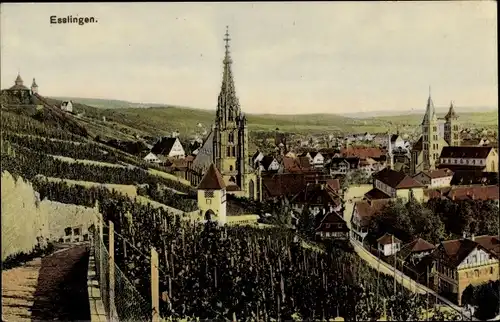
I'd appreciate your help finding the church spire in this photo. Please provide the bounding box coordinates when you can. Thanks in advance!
[217,26,240,126]
[422,86,436,125]
[445,100,458,121]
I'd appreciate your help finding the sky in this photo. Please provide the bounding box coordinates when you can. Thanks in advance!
[1,2,497,115]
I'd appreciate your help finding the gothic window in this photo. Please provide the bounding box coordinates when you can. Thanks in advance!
[227,147,231,157]
[229,165,233,171]
[474,269,479,278]
[204,190,214,198]
[433,126,437,131]
[228,132,234,143]
[232,146,236,157]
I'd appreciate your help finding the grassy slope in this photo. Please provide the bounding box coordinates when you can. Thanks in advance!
[56,97,498,137]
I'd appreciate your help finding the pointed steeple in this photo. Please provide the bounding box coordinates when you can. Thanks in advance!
[445,100,458,121]
[15,73,23,86]
[198,163,226,190]
[421,86,436,125]
[216,26,241,125]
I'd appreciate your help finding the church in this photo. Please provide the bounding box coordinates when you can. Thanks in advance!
[1,74,39,106]
[410,90,460,175]
[187,27,262,201]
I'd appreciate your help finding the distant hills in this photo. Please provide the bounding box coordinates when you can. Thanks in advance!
[343,106,497,118]
[45,96,498,137]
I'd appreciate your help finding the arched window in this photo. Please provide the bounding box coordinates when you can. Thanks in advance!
[232,147,236,157]
[227,147,231,157]
[229,165,233,171]
[228,133,234,143]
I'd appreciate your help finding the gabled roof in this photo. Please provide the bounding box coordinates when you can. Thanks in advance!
[474,235,500,258]
[377,233,402,245]
[440,146,493,159]
[197,163,226,190]
[399,238,435,260]
[416,168,454,180]
[341,147,384,159]
[374,167,425,189]
[353,199,390,226]
[290,183,341,207]
[151,137,179,156]
[315,212,349,233]
[364,188,392,201]
[444,102,458,120]
[326,178,340,191]
[434,239,485,268]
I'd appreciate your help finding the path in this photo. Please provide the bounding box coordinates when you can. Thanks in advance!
[2,244,91,322]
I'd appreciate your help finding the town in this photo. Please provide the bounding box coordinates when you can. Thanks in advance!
[1,3,498,322]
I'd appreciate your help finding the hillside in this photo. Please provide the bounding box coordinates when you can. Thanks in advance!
[53,97,498,137]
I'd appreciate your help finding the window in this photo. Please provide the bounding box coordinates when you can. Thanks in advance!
[490,267,494,274]
[228,133,234,143]
[232,146,236,157]
[204,190,214,198]
[227,147,231,157]
[472,159,475,165]
[206,199,212,205]
[454,159,457,164]
[433,126,437,131]
[474,269,479,278]
[74,228,80,236]
[229,165,233,171]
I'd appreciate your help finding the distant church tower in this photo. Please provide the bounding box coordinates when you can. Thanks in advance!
[31,78,38,95]
[421,88,440,170]
[444,101,460,146]
[213,26,250,192]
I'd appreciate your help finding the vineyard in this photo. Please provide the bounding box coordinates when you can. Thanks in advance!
[0,108,464,321]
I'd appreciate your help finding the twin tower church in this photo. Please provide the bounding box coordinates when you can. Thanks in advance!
[192,27,261,223]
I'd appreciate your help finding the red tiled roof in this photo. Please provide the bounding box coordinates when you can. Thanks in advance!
[419,168,454,179]
[326,178,340,191]
[440,146,493,159]
[435,239,482,268]
[377,233,402,245]
[341,147,384,159]
[437,164,486,172]
[354,199,390,226]
[374,167,425,189]
[447,185,499,201]
[262,173,308,198]
[226,184,240,192]
[474,235,500,258]
[197,164,226,190]
[364,188,392,200]
[290,183,342,207]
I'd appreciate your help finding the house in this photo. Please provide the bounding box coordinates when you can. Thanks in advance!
[289,183,343,218]
[377,233,402,256]
[358,157,379,176]
[315,211,349,240]
[430,236,500,305]
[151,137,185,159]
[350,199,390,243]
[365,167,426,202]
[60,100,73,113]
[413,168,454,188]
[424,185,499,204]
[309,151,325,168]
[262,173,308,201]
[438,146,497,172]
[143,152,161,163]
[328,157,360,176]
[398,238,436,267]
[259,155,280,172]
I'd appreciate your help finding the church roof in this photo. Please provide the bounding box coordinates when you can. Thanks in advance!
[421,92,437,125]
[192,130,214,171]
[197,163,226,190]
[8,84,30,90]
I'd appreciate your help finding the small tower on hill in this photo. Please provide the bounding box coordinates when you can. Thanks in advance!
[31,78,38,95]
[15,74,24,86]
[197,163,227,225]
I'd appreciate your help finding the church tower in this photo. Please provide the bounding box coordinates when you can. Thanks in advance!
[31,78,38,95]
[421,88,439,170]
[444,101,460,146]
[213,26,249,192]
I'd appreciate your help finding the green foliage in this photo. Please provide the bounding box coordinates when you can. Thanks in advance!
[137,184,197,212]
[368,198,446,244]
[426,198,499,238]
[297,208,316,239]
[461,281,500,320]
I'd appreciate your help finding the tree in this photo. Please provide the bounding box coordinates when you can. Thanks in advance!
[297,207,315,239]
